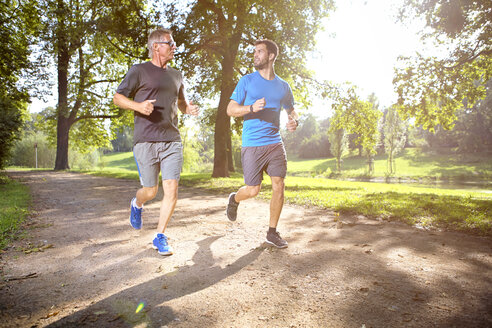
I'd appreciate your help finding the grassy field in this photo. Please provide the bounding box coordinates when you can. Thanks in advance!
[67,150,492,236]
[7,149,492,237]
[288,148,492,181]
[0,173,31,250]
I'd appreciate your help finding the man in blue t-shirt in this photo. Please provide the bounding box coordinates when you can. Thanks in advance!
[226,39,300,248]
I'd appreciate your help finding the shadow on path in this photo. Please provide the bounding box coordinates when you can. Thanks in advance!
[46,235,264,327]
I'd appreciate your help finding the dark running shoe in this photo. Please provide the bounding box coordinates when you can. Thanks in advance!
[226,192,239,221]
[266,231,288,248]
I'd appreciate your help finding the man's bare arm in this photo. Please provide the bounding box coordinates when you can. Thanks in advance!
[113,93,155,116]
[227,98,266,117]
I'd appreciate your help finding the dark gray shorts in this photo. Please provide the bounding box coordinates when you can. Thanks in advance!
[241,143,287,186]
[133,141,183,187]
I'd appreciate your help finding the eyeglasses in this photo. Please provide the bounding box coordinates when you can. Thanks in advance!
[154,40,176,48]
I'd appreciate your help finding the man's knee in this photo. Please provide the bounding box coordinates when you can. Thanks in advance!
[246,185,261,198]
[163,180,179,201]
[142,186,158,199]
[271,178,285,193]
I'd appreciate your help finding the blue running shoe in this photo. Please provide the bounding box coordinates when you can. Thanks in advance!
[129,197,142,229]
[152,233,173,256]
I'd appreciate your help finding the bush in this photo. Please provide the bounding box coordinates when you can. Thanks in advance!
[9,132,56,168]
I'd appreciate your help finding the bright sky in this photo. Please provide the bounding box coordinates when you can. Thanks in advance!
[308,0,426,118]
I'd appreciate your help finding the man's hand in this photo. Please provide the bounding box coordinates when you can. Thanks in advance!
[137,99,156,116]
[286,114,298,132]
[251,97,266,112]
[186,100,199,116]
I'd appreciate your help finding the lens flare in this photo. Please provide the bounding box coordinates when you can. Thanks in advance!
[135,301,145,313]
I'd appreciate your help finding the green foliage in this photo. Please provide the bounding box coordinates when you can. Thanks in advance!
[0,173,31,250]
[33,0,157,169]
[0,99,28,169]
[167,0,335,103]
[162,0,336,176]
[9,131,56,168]
[69,150,103,171]
[111,125,134,153]
[0,0,39,169]
[9,112,104,169]
[181,126,205,172]
[288,148,492,182]
[330,87,382,173]
[395,0,492,131]
[283,114,331,159]
[328,127,348,173]
[383,106,407,174]
[298,134,331,159]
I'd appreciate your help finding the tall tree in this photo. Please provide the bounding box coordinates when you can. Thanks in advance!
[163,0,335,177]
[328,126,348,174]
[0,0,39,169]
[331,87,381,173]
[383,106,407,174]
[395,0,491,131]
[35,0,156,170]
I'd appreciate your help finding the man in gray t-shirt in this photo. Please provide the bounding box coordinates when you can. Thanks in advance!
[113,28,199,256]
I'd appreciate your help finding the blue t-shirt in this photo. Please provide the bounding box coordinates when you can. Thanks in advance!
[230,71,295,147]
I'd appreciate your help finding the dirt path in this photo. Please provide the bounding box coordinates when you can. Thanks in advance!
[1,171,491,328]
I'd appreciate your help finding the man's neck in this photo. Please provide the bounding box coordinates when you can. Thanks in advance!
[151,57,168,69]
[257,65,275,80]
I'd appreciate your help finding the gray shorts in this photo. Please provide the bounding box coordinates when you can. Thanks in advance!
[133,141,183,187]
[241,142,287,186]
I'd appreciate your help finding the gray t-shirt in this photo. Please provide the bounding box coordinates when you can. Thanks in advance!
[116,61,185,145]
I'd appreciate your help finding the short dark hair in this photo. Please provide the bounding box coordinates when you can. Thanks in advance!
[254,39,279,59]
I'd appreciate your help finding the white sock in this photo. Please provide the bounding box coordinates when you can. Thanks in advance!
[133,198,143,209]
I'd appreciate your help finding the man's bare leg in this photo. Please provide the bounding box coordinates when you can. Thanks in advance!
[226,184,260,221]
[135,186,158,207]
[265,176,288,248]
[269,176,285,229]
[157,179,179,233]
[235,184,261,202]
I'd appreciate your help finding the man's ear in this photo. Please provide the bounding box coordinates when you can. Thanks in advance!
[269,52,275,62]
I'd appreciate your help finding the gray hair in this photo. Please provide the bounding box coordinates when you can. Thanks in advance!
[148,28,173,58]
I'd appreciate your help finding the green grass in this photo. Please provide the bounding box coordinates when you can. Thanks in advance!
[289,148,492,182]
[0,173,31,250]
[75,150,492,236]
[173,173,492,236]
[10,149,492,237]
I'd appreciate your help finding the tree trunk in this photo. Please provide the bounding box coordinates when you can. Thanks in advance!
[212,54,236,177]
[54,0,71,170]
[54,116,71,170]
[227,135,235,172]
[212,90,232,177]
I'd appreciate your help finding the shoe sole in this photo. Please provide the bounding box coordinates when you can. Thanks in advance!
[152,245,173,256]
[226,193,238,221]
[265,239,288,249]
[226,209,237,221]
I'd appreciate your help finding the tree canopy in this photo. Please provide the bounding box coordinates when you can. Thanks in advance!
[163,0,335,177]
[0,0,39,168]
[394,0,491,131]
[34,0,156,169]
